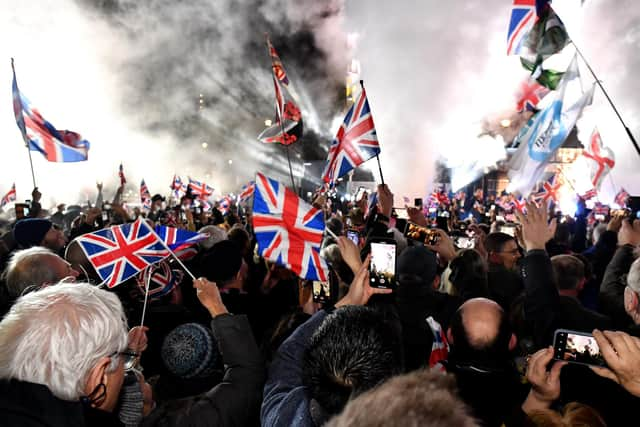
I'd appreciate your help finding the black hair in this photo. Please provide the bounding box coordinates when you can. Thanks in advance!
[448,249,489,300]
[449,304,512,366]
[484,232,516,255]
[551,255,585,291]
[303,306,401,416]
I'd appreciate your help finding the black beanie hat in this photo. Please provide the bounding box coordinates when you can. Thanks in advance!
[13,218,52,248]
[199,240,242,283]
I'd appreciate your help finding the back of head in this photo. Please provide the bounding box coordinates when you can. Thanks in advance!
[524,402,606,427]
[198,225,227,250]
[326,369,478,427]
[3,247,59,297]
[592,223,607,245]
[13,218,52,249]
[551,255,585,291]
[449,249,489,300]
[227,226,251,255]
[397,246,438,288]
[303,306,401,416]
[449,298,512,366]
[199,240,242,286]
[0,282,128,401]
[553,223,571,246]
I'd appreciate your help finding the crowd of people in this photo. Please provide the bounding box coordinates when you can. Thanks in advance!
[1,180,640,427]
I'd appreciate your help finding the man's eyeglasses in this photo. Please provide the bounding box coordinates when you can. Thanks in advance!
[109,350,140,371]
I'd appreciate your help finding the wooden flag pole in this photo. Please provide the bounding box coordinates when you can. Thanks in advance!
[11,59,37,188]
[572,42,640,159]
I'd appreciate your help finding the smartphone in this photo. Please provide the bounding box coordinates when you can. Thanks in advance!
[404,222,440,246]
[369,239,397,289]
[194,207,202,215]
[414,198,423,208]
[347,229,360,246]
[103,203,112,211]
[553,329,606,367]
[595,214,606,221]
[180,211,187,222]
[453,236,475,249]
[101,211,109,222]
[312,270,339,304]
[394,208,409,220]
[355,186,367,201]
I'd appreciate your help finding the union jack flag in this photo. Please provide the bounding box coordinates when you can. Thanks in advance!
[258,38,302,146]
[535,174,561,203]
[515,76,549,112]
[119,164,127,186]
[170,175,186,198]
[218,195,234,215]
[321,85,380,186]
[615,188,629,208]
[430,191,450,206]
[507,0,537,56]
[1,184,16,208]
[512,196,527,213]
[12,60,90,162]
[580,188,598,201]
[76,218,170,288]
[140,179,151,210]
[593,202,610,216]
[188,178,214,199]
[136,260,183,300]
[252,173,328,281]
[427,316,449,369]
[154,225,207,252]
[238,181,255,203]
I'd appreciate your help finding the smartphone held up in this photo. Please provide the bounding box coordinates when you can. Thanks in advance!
[553,329,606,367]
[369,239,397,289]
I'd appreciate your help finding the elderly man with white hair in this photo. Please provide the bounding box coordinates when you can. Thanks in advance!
[0,282,131,426]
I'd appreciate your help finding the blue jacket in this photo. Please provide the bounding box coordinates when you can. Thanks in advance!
[261,310,328,427]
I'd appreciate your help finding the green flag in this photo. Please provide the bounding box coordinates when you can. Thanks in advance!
[521,57,565,90]
[521,5,570,67]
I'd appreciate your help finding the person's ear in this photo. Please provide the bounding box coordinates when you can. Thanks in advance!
[577,278,586,293]
[446,327,454,345]
[508,333,518,351]
[84,356,111,403]
[624,287,638,314]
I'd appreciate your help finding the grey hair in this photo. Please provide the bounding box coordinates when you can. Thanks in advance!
[198,225,227,250]
[0,282,128,401]
[3,247,60,297]
[592,223,607,245]
[628,258,640,294]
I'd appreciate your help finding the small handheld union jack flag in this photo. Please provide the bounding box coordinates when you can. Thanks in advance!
[170,175,186,198]
[534,174,561,204]
[188,178,214,199]
[615,188,629,208]
[140,179,151,210]
[238,181,255,204]
[76,218,171,288]
[119,164,127,186]
[506,0,537,56]
[252,173,328,281]
[135,260,183,301]
[321,85,380,187]
[1,184,16,208]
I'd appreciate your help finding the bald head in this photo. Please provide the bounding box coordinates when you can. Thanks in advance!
[449,298,514,364]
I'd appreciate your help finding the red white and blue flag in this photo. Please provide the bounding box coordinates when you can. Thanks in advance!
[188,178,214,199]
[507,0,537,56]
[580,188,598,201]
[615,188,629,208]
[321,85,380,187]
[238,181,255,203]
[582,128,615,190]
[593,202,610,217]
[534,174,561,203]
[1,184,16,208]
[12,61,90,162]
[76,218,170,288]
[119,164,127,186]
[252,173,328,281]
[512,196,527,213]
[427,316,449,370]
[154,225,207,254]
[140,180,151,210]
[515,76,549,112]
[218,195,233,215]
[170,175,186,198]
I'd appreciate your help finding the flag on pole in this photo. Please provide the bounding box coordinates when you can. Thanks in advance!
[520,59,565,90]
[507,0,537,56]
[515,76,550,112]
[258,37,303,146]
[321,86,380,187]
[252,172,328,281]
[188,178,214,199]
[520,3,570,66]
[1,184,16,208]
[507,57,595,196]
[76,218,171,288]
[119,164,127,186]
[582,128,615,190]
[12,61,90,162]
[580,188,598,201]
[238,181,255,203]
[615,188,629,208]
[170,175,186,198]
[154,225,208,253]
[534,173,561,203]
[140,180,151,210]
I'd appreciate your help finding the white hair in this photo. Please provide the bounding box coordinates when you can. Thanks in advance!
[3,246,60,297]
[628,258,640,294]
[198,225,227,250]
[0,282,128,401]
